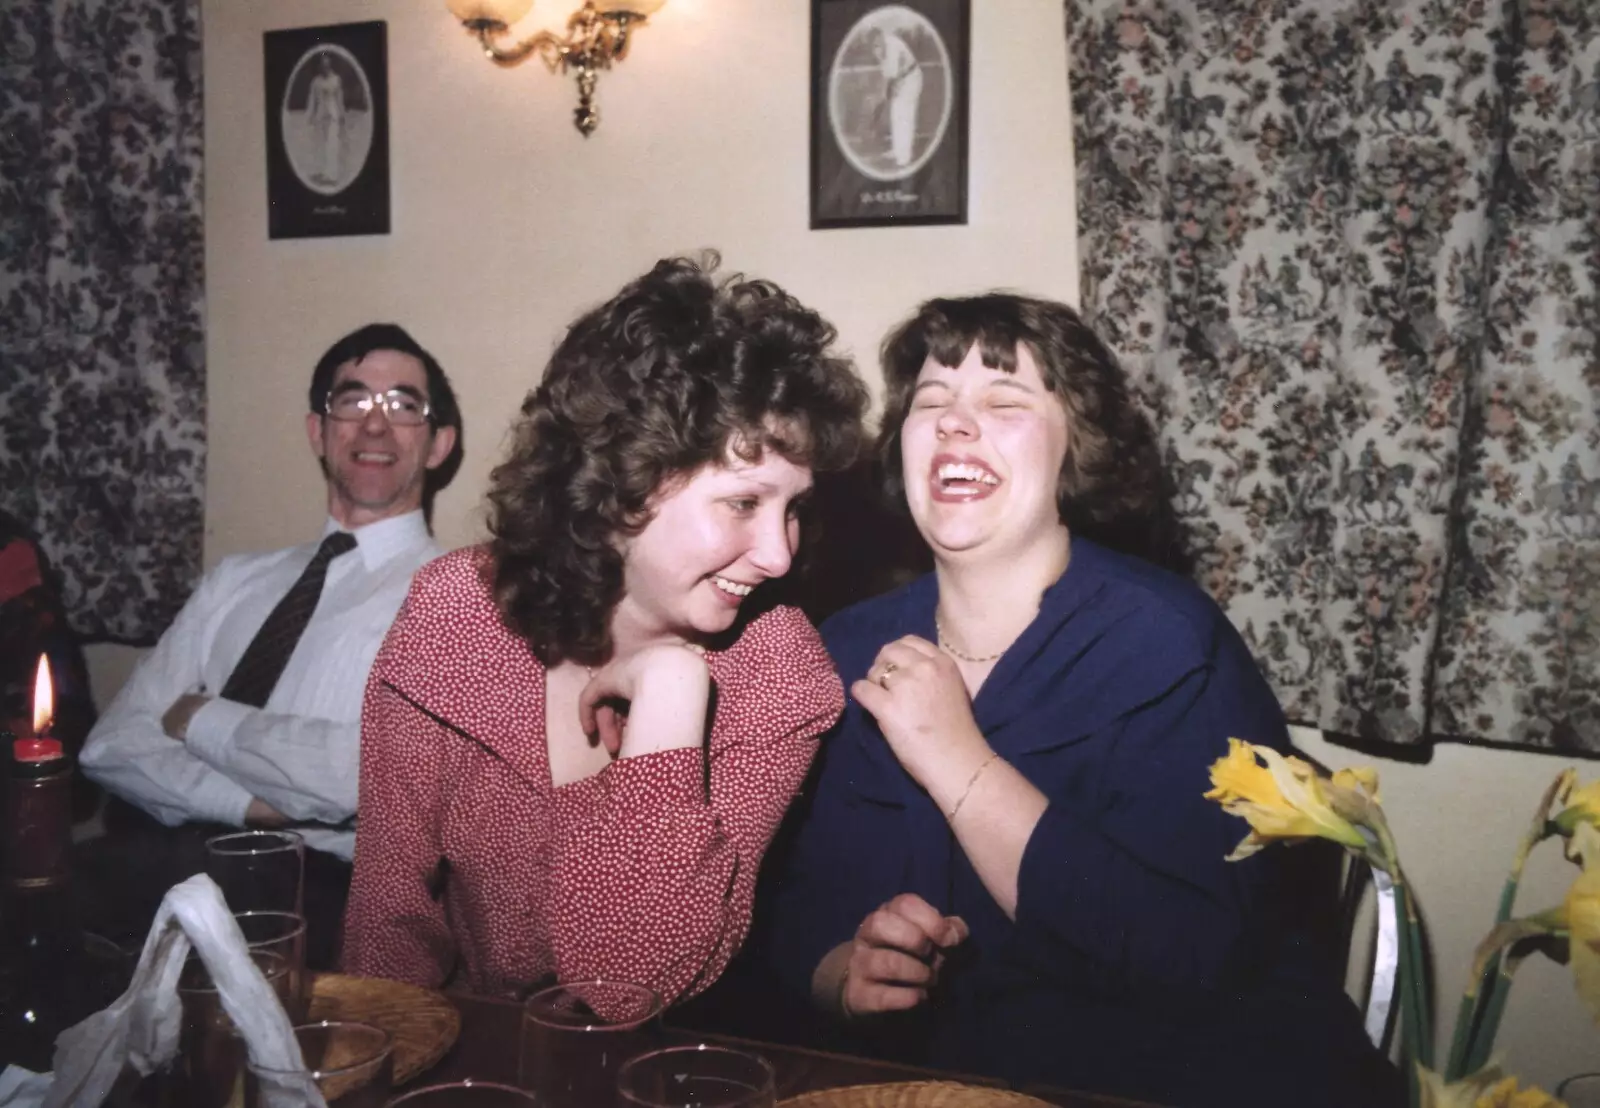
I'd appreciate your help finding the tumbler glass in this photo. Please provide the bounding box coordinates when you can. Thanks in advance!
[205,830,305,917]
[518,979,663,1108]
[388,1081,542,1107]
[233,910,309,1021]
[616,1045,777,1108]
[246,1020,393,1108]
[157,948,293,1108]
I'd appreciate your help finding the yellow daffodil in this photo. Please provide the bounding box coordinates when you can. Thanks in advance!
[1419,1065,1566,1108]
[1565,823,1600,1023]
[1555,777,1600,837]
[1204,739,1371,861]
[1474,1077,1568,1108]
[1420,1064,1504,1108]
[1327,762,1387,829]
[1333,763,1381,800]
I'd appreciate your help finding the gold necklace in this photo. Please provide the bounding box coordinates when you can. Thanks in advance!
[935,616,1006,664]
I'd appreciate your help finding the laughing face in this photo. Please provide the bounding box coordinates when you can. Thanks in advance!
[305,349,457,528]
[610,443,813,649]
[900,342,1071,561]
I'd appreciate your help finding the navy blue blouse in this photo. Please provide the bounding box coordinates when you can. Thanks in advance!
[753,539,1399,1108]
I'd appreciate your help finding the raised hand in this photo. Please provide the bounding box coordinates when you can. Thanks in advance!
[853,635,985,788]
[837,893,969,1016]
[577,643,711,759]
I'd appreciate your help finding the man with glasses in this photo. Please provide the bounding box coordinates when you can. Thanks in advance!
[80,324,461,967]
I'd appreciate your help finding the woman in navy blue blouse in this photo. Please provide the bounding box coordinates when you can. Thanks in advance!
[754,294,1400,1108]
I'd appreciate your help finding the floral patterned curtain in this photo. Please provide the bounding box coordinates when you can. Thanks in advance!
[1067,1,1600,752]
[0,0,206,644]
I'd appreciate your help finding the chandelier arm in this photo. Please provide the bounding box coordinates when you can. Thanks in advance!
[473,24,571,72]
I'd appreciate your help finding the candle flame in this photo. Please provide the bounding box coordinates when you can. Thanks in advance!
[32,654,54,735]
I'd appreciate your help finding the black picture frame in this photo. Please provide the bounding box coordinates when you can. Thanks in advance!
[264,21,390,239]
[810,0,969,229]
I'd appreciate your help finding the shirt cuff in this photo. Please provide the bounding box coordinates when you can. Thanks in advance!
[191,770,256,827]
[184,697,252,771]
[603,747,707,809]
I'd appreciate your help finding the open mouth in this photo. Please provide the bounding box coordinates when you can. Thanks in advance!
[932,458,1001,499]
[353,450,397,465]
[712,575,754,598]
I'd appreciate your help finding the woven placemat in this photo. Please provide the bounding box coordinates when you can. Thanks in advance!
[782,1081,1057,1108]
[307,974,460,1085]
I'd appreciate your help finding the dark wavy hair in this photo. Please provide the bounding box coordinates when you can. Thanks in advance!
[877,293,1187,570]
[487,254,870,665]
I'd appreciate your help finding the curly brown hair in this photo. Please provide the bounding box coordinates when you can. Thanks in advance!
[877,292,1188,571]
[486,254,869,665]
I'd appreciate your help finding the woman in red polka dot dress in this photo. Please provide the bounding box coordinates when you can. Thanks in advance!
[339,255,869,1004]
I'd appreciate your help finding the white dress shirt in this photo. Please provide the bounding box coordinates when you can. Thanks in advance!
[81,511,442,859]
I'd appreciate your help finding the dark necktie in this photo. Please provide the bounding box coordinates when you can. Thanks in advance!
[219,531,358,708]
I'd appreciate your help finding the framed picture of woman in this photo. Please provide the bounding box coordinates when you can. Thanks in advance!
[810,0,969,229]
[264,21,390,239]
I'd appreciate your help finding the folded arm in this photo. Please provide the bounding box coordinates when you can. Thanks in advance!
[79,574,254,828]
[184,701,359,825]
[551,613,842,1006]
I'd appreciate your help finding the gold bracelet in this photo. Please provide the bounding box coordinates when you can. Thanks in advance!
[945,751,1001,823]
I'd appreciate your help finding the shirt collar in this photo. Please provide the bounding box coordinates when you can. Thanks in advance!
[321,510,433,571]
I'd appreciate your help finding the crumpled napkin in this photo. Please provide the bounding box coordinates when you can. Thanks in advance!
[24,873,325,1108]
[0,1068,50,1108]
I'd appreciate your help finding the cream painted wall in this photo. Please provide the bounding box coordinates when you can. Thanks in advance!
[80,0,1596,1091]
[88,0,1080,786]
[199,0,1080,558]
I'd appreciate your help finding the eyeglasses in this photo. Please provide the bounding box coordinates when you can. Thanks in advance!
[324,387,432,427]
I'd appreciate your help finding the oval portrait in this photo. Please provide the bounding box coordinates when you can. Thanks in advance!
[826,5,953,182]
[281,44,374,196]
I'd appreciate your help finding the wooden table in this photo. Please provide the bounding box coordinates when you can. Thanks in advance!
[424,991,1154,1108]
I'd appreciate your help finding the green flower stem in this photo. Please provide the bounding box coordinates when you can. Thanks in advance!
[1397,916,1424,1108]
[1400,879,1433,1070]
[1444,778,1563,1079]
[1445,869,1526,1079]
[1464,947,1529,1077]
[1444,988,1478,1082]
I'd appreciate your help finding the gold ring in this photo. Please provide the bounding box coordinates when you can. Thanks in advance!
[878,661,898,689]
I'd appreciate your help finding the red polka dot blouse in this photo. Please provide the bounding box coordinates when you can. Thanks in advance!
[340,548,844,1004]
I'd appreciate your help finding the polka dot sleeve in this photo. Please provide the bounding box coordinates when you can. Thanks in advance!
[547,607,843,1005]
[339,582,457,986]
